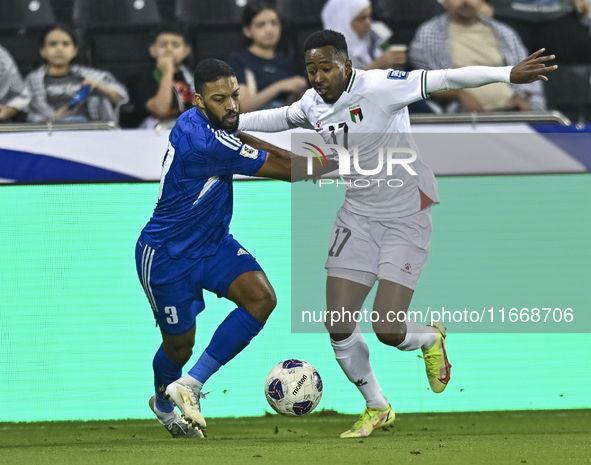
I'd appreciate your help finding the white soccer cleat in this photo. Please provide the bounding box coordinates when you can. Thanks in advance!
[149,396,204,438]
[165,380,207,429]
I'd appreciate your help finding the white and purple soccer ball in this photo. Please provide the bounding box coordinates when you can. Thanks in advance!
[265,359,323,416]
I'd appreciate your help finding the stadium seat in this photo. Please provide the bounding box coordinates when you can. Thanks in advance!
[373,0,444,45]
[194,28,249,62]
[275,0,327,63]
[73,0,161,28]
[73,0,162,126]
[73,0,161,66]
[175,0,250,26]
[175,0,252,63]
[544,65,591,124]
[155,0,176,22]
[0,0,57,76]
[275,0,326,24]
[51,0,75,23]
[0,0,56,29]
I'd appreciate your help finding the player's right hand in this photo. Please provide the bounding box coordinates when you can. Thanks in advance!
[510,49,557,83]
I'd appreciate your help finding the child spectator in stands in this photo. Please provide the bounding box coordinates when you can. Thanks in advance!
[134,24,195,128]
[410,0,547,112]
[321,0,407,70]
[23,25,128,123]
[0,44,28,121]
[226,2,307,113]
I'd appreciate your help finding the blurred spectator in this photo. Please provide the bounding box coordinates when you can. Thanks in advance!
[134,24,195,129]
[23,25,128,123]
[410,0,546,112]
[321,0,406,70]
[484,0,591,63]
[0,44,28,121]
[226,2,307,113]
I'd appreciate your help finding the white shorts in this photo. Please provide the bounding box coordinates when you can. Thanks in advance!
[325,206,432,290]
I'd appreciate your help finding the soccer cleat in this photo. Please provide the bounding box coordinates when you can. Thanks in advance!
[419,321,452,393]
[149,396,204,438]
[165,379,207,429]
[339,404,395,438]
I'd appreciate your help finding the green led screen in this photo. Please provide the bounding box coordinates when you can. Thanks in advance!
[0,176,589,423]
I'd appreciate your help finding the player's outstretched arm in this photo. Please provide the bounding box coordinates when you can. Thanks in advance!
[238,107,292,133]
[237,132,338,183]
[425,49,557,94]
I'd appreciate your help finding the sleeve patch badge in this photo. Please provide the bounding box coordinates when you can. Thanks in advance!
[387,70,409,80]
[240,144,259,159]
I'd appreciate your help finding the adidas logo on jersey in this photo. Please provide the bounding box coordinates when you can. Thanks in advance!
[237,248,249,256]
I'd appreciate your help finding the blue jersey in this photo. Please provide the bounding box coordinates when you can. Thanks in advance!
[141,108,267,259]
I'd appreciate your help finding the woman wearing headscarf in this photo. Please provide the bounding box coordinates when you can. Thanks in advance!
[321,0,406,70]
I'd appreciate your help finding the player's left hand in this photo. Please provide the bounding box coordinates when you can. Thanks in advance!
[510,49,557,83]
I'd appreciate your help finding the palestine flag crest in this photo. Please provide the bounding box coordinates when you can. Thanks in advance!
[349,104,363,124]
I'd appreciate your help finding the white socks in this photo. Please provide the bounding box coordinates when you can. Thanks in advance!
[179,374,203,391]
[396,319,437,352]
[330,321,437,409]
[153,401,177,422]
[331,326,389,409]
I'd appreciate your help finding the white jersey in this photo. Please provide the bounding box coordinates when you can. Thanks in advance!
[240,65,514,216]
[285,68,438,218]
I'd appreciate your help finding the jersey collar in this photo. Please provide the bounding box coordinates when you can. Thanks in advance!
[321,69,357,107]
[193,107,210,125]
[345,69,357,93]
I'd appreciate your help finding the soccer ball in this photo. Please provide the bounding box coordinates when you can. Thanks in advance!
[265,359,323,416]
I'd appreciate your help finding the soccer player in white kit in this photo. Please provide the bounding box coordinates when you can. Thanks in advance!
[237,30,556,438]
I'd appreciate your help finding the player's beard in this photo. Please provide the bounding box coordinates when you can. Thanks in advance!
[203,102,240,134]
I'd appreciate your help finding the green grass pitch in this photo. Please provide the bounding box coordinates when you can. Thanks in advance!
[1,409,589,465]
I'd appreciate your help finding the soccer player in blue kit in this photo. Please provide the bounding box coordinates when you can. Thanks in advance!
[135,59,334,438]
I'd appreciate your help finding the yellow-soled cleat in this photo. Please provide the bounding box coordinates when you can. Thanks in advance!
[340,404,395,438]
[419,321,451,393]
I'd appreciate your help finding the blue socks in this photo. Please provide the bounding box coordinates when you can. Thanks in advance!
[152,308,265,408]
[188,307,264,384]
[152,344,182,413]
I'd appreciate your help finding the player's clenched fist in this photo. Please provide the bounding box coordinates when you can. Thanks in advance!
[510,48,557,84]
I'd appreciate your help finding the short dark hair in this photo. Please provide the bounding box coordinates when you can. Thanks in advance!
[194,59,236,94]
[151,22,189,44]
[40,23,78,47]
[242,1,276,27]
[303,30,349,60]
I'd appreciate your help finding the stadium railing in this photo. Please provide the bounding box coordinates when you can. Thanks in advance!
[0,121,120,133]
[0,112,569,134]
[409,111,571,126]
[154,111,571,133]
[154,120,177,133]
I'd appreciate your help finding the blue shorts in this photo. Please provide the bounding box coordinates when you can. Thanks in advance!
[135,234,263,335]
